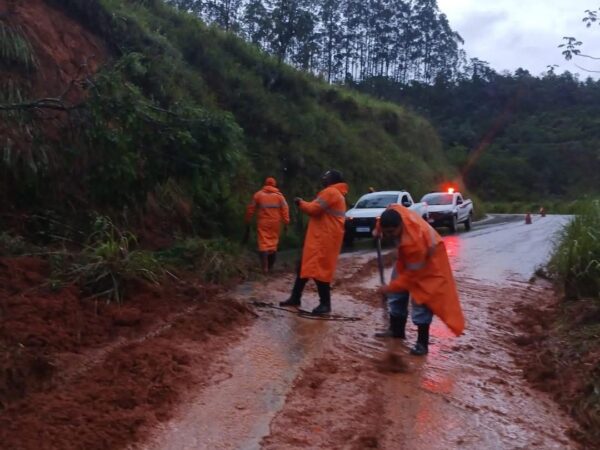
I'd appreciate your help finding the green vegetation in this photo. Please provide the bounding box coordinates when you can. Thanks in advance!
[355,70,600,203]
[64,216,164,303]
[483,199,594,215]
[0,0,454,298]
[542,200,600,447]
[158,237,251,284]
[168,0,463,84]
[2,0,450,246]
[550,200,600,300]
[0,23,37,72]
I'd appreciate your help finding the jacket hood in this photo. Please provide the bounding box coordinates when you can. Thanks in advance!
[329,182,349,196]
[263,185,280,193]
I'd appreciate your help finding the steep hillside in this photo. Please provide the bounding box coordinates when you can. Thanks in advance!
[0,0,450,242]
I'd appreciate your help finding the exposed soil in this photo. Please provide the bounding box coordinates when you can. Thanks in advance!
[261,352,386,450]
[0,0,108,151]
[0,0,107,99]
[512,286,600,448]
[2,216,588,450]
[0,255,252,450]
[137,216,581,450]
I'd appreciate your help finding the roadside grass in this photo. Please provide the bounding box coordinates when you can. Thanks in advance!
[157,237,255,285]
[550,200,600,300]
[541,199,600,446]
[32,215,258,303]
[483,199,594,215]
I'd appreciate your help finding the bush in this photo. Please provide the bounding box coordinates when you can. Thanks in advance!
[158,237,251,284]
[550,200,600,300]
[67,216,163,303]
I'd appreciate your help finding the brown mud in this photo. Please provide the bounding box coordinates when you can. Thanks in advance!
[512,291,600,448]
[139,215,581,450]
[2,216,585,450]
[0,255,251,450]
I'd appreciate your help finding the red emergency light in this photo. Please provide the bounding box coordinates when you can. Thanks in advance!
[447,187,455,194]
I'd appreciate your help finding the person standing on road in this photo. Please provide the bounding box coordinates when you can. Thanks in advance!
[245,177,290,273]
[280,170,348,314]
[374,204,465,355]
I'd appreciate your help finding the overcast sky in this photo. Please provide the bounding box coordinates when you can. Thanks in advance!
[437,0,600,79]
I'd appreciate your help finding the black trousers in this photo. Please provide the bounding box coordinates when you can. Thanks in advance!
[289,263,330,304]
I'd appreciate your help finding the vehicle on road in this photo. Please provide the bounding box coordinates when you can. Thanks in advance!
[344,190,428,245]
[421,189,473,232]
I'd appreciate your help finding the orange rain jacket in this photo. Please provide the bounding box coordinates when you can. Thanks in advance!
[382,204,465,336]
[298,182,348,283]
[245,185,290,252]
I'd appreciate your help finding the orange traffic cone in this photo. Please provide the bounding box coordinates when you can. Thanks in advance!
[525,212,532,224]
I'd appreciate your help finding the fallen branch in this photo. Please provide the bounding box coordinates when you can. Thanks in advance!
[0,98,82,111]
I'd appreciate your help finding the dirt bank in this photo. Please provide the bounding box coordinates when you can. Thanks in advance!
[0,0,108,155]
[0,255,252,450]
[512,285,600,448]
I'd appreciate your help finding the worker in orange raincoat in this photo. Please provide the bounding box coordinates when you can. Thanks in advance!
[245,177,290,273]
[280,170,348,314]
[375,204,465,355]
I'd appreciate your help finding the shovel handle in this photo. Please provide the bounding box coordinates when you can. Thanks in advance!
[376,237,385,285]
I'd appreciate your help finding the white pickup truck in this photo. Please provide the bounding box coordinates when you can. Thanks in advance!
[344,190,428,244]
[420,190,473,232]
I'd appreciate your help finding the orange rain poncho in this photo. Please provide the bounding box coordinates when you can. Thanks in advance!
[383,204,465,336]
[245,178,290,252]
[298,182,348,283]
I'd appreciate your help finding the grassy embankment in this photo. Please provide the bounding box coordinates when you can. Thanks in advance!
[525,200,599,446]
[1,0,453,293]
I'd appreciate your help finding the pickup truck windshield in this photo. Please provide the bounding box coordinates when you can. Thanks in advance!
[421,193,454,205]
[355,194,398,209]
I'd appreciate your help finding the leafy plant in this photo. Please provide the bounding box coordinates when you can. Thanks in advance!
[158,237,251,283]
[67,215,164,302]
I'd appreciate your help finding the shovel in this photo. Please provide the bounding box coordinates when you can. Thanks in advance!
[375,236,408,373]
[375,236,387,323]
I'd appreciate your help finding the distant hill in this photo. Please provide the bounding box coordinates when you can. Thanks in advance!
[355,71,600,202]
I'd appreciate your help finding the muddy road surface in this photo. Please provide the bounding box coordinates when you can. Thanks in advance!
[140,214,580,450]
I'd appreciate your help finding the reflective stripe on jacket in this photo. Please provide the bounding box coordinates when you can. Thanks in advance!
[245,186,290,252]
[299,182,348,283]
[385,204,465,336]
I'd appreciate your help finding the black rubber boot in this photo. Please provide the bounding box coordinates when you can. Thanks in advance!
[410,324,430,356]
[259,252,269,273]
[267,252,277,271]
[279,276,307,306]
[375,315,407,339]
[312,281,331,314]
